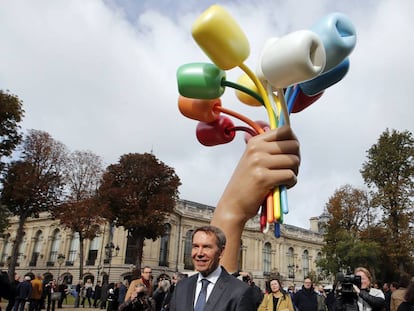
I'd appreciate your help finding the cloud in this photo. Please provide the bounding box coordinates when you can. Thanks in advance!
[0,0,413,229]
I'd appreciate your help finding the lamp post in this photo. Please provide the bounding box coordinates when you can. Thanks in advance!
[287,263,298,285]
[105,243,120,283]
[57,254,65,282]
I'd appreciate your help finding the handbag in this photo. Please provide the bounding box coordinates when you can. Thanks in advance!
[51,292,62,301]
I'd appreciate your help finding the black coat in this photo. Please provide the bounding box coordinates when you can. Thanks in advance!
[293,287,318,311]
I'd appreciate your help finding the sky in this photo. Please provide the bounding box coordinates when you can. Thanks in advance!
[0,0,413,229]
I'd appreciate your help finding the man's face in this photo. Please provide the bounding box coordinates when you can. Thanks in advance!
[192,231,223,277]
[142,268,152,281]
[303,278,312,289]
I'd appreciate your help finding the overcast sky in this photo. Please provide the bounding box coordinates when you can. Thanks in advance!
[1,0,412,229]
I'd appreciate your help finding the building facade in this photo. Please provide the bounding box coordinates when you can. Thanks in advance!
[0,199,328,290]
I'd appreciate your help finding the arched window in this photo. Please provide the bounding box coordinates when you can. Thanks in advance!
[17,232,26,265]
[263,242,271,276]
[49,229,61,264]
[30,230,43,266]
[302,250,309,278]
[159,224,171,267]
[287,247,295,278]
[316,252,322,280]
[86,231,100,266]
[1,234,11,264]
[67,232,79,265]
[183,230,194,270]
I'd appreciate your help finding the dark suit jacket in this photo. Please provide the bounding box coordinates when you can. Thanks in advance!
[169,267,256,311]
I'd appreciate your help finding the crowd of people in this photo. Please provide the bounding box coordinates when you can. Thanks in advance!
[0,263,413,311]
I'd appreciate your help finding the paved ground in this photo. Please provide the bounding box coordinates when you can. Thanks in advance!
[0,302,99,311]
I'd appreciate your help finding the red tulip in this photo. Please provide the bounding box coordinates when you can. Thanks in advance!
[196,115,235,146]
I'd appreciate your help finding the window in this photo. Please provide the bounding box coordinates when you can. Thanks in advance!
[287,247,295,278]
[86,233,100,266]
[30,231,43,266]
[1,234,11,264]
[263,242,271,275]
[316,252,322,280]
[302,250,309,278]
[67,232,79,265]
[159,224,171,267]
[183,230,194,270]
[49,229,61,263]
[17,233,26,264]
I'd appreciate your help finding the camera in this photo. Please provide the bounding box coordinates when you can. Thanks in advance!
[336,273,361,295]
[242,275,250,283]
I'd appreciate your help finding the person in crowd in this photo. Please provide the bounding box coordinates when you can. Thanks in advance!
[211,126,300,273]
[163,272,186,309]
[390,282,399,293]
[169,225,258,310]
[391,274,410,311]
[117,281,128,309]
[106,284,118,311]
[57,280,67,309]
[100,281,109,310]
[125,267,154,301]
[74,280,83,308]
[81,279,93,308]
[44,279,58,311]
[258,277,295,311]
[325,284,336,311]
[29,274,43,311]
[118,283,152,311]
[397,277,414,311]
[0,271,16,311]
[293,278,318,311]
[240,271,264,308]
[14,276,32,311]
[93,281,102,308]
[316,285,327,311]
[152,279,171,311]
[6,274,20,311]
[336,267,385,311]
[383,282,392,311]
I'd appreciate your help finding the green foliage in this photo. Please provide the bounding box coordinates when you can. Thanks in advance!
[319,185,382,276]
[0,90,25,172]
[320,128,414,281]
[361,128,414,274]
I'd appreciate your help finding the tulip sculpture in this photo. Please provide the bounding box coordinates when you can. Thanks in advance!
[176,5,356,237]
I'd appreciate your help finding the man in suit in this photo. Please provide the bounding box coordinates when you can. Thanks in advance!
[169,225,257,311]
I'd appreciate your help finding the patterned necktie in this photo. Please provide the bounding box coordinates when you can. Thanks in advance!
[194,279,210,311]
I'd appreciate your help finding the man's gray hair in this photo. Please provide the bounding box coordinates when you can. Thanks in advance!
[192,225,226,250]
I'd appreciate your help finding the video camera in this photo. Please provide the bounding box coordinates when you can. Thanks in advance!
[336,272,361,296]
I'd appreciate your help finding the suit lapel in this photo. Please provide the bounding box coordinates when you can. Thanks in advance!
[204,270,229,311]
[185,275,198,309]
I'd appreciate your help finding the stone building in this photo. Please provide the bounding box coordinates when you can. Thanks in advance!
[0,199,328,290]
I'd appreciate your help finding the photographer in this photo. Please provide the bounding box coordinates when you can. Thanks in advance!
[240,272,264,308]
[335,267,385,311]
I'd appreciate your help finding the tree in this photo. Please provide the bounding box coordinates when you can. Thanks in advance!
[99,153,181,274]
[0,130,67,280]
[360,128,414,274]
[318,185,382,276]
[0,90,24,173]
[53,150,108,279]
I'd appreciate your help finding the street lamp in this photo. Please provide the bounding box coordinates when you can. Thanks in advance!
[105,243,120,282]
[57,254,65,282]
[287,263,298,285]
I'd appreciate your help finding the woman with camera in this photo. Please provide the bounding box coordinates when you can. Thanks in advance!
[336,267,385,311]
